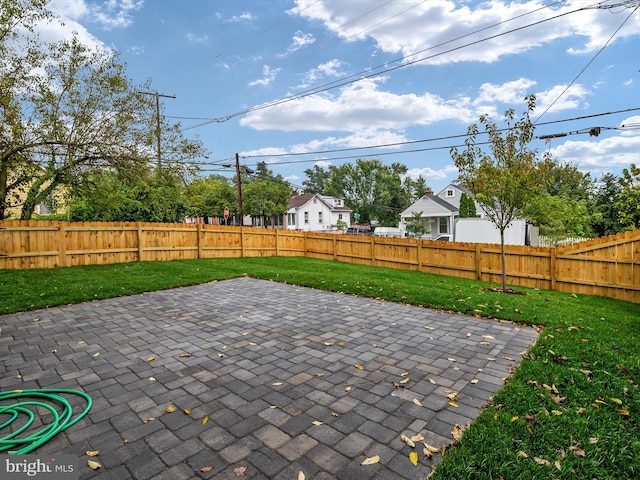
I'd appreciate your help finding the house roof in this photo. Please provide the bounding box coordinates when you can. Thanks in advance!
[287,193,352,212]
[400,195,458,217]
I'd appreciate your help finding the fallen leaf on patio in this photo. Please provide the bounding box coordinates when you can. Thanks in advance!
[87,460,102,470]
[361,455,380,465]
[312,420,323,426]
[400,377,410,384]
[149,377,156,382]
[180,353,191,358]
[409,451,419,466]
[451,424,465,441]
[200,466,213,472]
[392,382,405,389]
[165,406,176,413]
[272,382,283,386]
[184,408,192,415]
[413,398,423,407]
[248,342,257,345]
[482,335,495,339]
[355,364,365,370]
[534,457,551,466]
[85,451,99,457]
[202,416,209,425]
[487,357,496,361]
[446,392,458,400]
[429,378,436,384]
[242,332,249,336]
[331,412,339,417]
[234,466,247,476]
[270,405,278,409]
[345,386,352,392]
[146,355,155,362]
[448,358,456,362]
[448,401,458,408]
[218,353,224,358]
[338,341,346,347]
[323,342,333,346]
[471,379,479,384]
[400,434,416,447]
[424,443,439,457]
[91,352,100,358]
[298,471,305,480]
[425,326,434,330]
[410,433,424,442]
[316,373,324,377]
[143,417,155,423]
[123,439,128,445]
[401,372,409,376]
[517,451,528,459]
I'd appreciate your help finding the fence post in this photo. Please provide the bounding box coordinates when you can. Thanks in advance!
[333,235,337,261]
[370,236,375,266]
[275,229,279,257]
[197,224,203,259]
[417,242,422,272]
[550,248,557,291]
[137,223,143,262]
[58,223,67,267]
[475,243,481,280]
[240,227,245,257]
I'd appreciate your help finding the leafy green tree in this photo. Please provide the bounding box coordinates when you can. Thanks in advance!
[302,164,331,193]
[591,172,622,237]
[407,211,429,237]
[451,95,552,291]
[69,168,186,222]
[184,175,236,219]
[459,192,477,218]
[325,159,407,226]
[523,162,595,241]
[243,179,290,227]
[617,164,640,231]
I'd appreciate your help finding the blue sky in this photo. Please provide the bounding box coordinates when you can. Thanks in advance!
[44,0,640,194]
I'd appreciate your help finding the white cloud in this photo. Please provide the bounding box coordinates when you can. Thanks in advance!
[242,76,474,132]
[89,0,144,30]
[291,0,640,66]
[229,12,255,23]
[297,59,345,88]
[278,31,316,57]
[405,165,458,181]
[186,32,209,43]
[249,65,282,87]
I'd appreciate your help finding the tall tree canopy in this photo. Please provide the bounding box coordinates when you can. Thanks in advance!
[451,95,552,290]
[0,3,205,220]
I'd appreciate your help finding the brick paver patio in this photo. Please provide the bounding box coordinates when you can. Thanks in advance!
[0,277,538,479]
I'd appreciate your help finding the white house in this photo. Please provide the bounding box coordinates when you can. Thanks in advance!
[399,185,483,240]
[286,193,352,231]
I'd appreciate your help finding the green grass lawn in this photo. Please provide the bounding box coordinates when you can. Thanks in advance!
[1,257,638,479]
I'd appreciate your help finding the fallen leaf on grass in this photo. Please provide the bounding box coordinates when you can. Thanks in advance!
[361,455,380,465]
[87,460,102,470]
[610,397,623,405]
[555,460,562,470]
[589,437,599,444]
[234,466,247,476]
[534,457,551,466]
[517,451,528,459]
[569,446,586,457]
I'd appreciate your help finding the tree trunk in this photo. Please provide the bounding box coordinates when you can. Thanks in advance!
[20,171,58,220]
[0,160,7,220]
[500,228,507,291]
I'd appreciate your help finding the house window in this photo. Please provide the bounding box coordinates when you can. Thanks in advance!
[335,199,343,206]
[446,189,454,197]
[318,212,323,224]
[338,213,343,220]
[288,213,296,225]
[304,212,309,224]
[439,217,448,233]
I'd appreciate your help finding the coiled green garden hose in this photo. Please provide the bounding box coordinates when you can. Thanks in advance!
[0,389,92,454]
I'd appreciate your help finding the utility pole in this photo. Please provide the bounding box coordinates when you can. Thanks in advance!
[137,91,176,169]
[235,153,244,226]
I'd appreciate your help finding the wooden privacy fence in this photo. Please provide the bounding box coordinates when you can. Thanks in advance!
[1,221,639,304]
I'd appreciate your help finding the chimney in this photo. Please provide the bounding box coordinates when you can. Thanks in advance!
[425,188,433,196]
